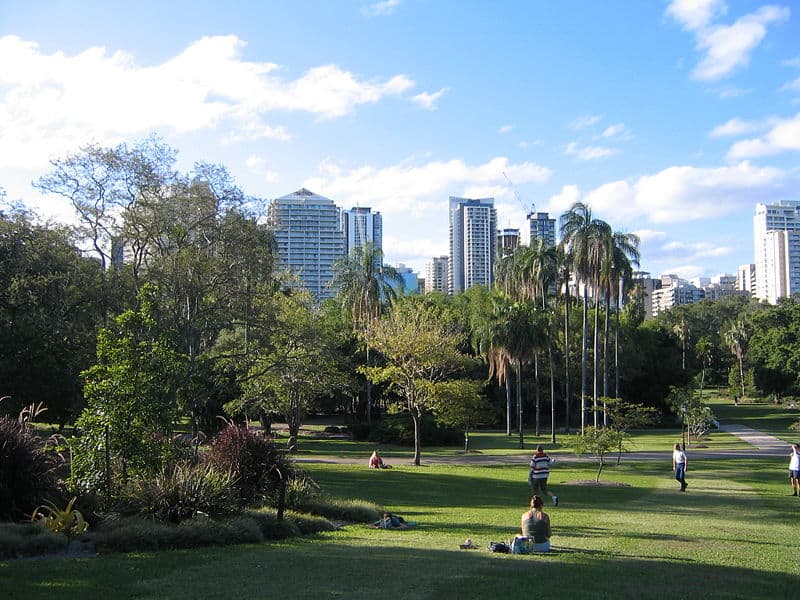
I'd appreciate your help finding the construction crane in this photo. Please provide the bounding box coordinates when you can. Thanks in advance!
[503,171,535,215]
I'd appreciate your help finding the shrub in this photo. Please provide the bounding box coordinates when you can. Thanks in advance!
[368,413,461,446]
[207,424,292,506]
[285,511,337,534]
[0,416,61,521]
[294,496,382,523]
[282,470,321,509]
[118,463,238,523]
[0,523,69,558]
[30,497,89,537]
[244,509,302,539]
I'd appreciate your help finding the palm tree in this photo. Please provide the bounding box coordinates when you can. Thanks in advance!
[725,318,751,399]
[695,336,713,398]
[555,243,572,432]
[331,242,401,424]
[598,231,640,424]
[560,202,610,432]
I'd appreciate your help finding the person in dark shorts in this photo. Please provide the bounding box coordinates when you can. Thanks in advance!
[789,443,800,496]
[529,445,558,506]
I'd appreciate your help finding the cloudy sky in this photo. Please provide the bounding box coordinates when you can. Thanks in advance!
[1,0,799,278]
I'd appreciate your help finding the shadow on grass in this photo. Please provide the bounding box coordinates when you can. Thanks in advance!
[3,539,798,600]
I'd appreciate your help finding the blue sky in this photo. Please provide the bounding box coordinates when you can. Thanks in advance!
[1,0,799,279]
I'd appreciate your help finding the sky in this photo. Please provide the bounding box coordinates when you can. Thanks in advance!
[1,0,799,280]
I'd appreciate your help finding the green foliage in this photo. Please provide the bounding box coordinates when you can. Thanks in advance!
[573,426,622,483]
[430,379,492,450]
[667,385,717,444]
[0,522,69,558]
[293,496,383,523]
[367,413,462,446]
[207,424,292,507]
[71,285,185,496]
[0,415,61,521]
[117,464,238,523]
[789,418,800,433]
[30,497,88,537]
[748,298,800,398]
[284,511,338,534]
[283,470,321,509]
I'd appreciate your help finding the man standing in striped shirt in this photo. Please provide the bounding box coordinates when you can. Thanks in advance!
[529,445,558,506]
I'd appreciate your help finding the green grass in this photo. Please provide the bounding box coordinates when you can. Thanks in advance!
[708,394,800,442]
[3,457,798,599]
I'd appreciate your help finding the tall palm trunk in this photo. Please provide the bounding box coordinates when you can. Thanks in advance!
[549,347,556,443]
[615,280,622,399]
[602,288,611,427]
[505,374,513,436]
[592,280,600,427]
[365,345,372,425]
[534,352,541,436]
[517,358,524,449]
[564,281,571,433]
[581,284,589,433]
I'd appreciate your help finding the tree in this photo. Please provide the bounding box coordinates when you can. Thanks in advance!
[603,397,660,464]
[667,385,715,448]
[331,242,401,425]
[725,318,752,399]
[694,336,714,397]
[573,426,621,484]
[560,202,611,432]
[227,291,348,451]
[71,286,185,496]
[430,379,491,453]
[362,298,474,465]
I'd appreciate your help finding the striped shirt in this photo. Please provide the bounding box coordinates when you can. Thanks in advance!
[529,453,552,479]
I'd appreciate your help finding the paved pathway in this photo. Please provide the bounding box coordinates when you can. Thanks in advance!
[294,423,794,466]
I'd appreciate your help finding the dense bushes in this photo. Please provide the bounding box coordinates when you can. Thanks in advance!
[0,416,61,521]
[118,464,238,523]
[358,413,462,446]
[294,497,382,523]
[208,424,292,506]
[0,523,69,558]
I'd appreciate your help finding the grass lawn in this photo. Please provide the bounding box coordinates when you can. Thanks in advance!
[708,395,800,443]
[3,455,798,599]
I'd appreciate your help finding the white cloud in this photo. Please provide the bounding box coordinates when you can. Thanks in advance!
[303,156,552,217]
[411,87,448,111]
[691,6,790,81]
[361,0,402,17]
[600,123,629,139]
[0,35,415,169]
[717,85,752,98]
[783,56,800,67]
[631,229,667,244]
[666,0,726,31]
[727,113,800,159]
[498,124,514,134]
[709,116,777,137]
[568,114,602,130]
[245,155,266,169]
[782,76,800,92]
[565,141,616,160]
[660,240,734,259]
[544,185,581,216]
[558,161,788,227]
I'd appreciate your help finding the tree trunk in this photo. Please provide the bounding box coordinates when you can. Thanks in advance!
[534,352,541,437]
[366,345,372,426]
[506,375,513,436]
[581,284,589,433]
[592,281,600,427]
[464,430,470,453]
[549,347,556,444]
[517,359,524,449]
[738,354,746,398]
[615,280,622,400]
[564,283,571,433]
[412,410,421,466]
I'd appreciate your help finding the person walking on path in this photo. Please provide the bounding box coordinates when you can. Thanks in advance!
[529,445,558,506]
[673,443,688,491]
[789,443,800,496]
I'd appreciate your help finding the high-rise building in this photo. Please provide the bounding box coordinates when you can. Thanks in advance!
[391,263,419,295]
[268,188,344,300]
[497,227,520,257]
[425,256,449,293]
[342,206,382,257]
[528,211,557,247]
[737,264,756,296]
[448,196,497,294]
[754,201,800,303]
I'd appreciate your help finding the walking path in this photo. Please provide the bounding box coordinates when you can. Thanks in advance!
[294,423,793,466]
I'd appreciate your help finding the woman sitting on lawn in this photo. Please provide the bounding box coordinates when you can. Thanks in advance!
[369,450,390,469]
[521,495,552,552]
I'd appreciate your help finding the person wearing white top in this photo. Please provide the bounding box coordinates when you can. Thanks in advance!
[672,443,688,492]
[789,443,800,496]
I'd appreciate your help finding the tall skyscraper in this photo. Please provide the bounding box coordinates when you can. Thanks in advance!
[449,196,497,294]
[528,211,557,247]
[425,256,449,293]
[737,263,756,296]
[268,188,344,300]
[342,206,382,256]
[754,201,800,303]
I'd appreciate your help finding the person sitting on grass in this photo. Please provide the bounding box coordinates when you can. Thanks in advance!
[372,512,409,529]
[369,450,390,469]
[521,495,552,552]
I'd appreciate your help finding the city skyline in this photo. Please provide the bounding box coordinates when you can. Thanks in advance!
[1,1,799,278]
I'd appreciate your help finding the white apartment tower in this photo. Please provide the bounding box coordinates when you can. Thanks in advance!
[425,256,449,293]
[737,264,756,296]
[449,197,497,294]
[754,201,800,304]
[269,188,344,300]
[342,206,382,256]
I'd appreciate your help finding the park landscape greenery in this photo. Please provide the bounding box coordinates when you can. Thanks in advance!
[2,139,800,598]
